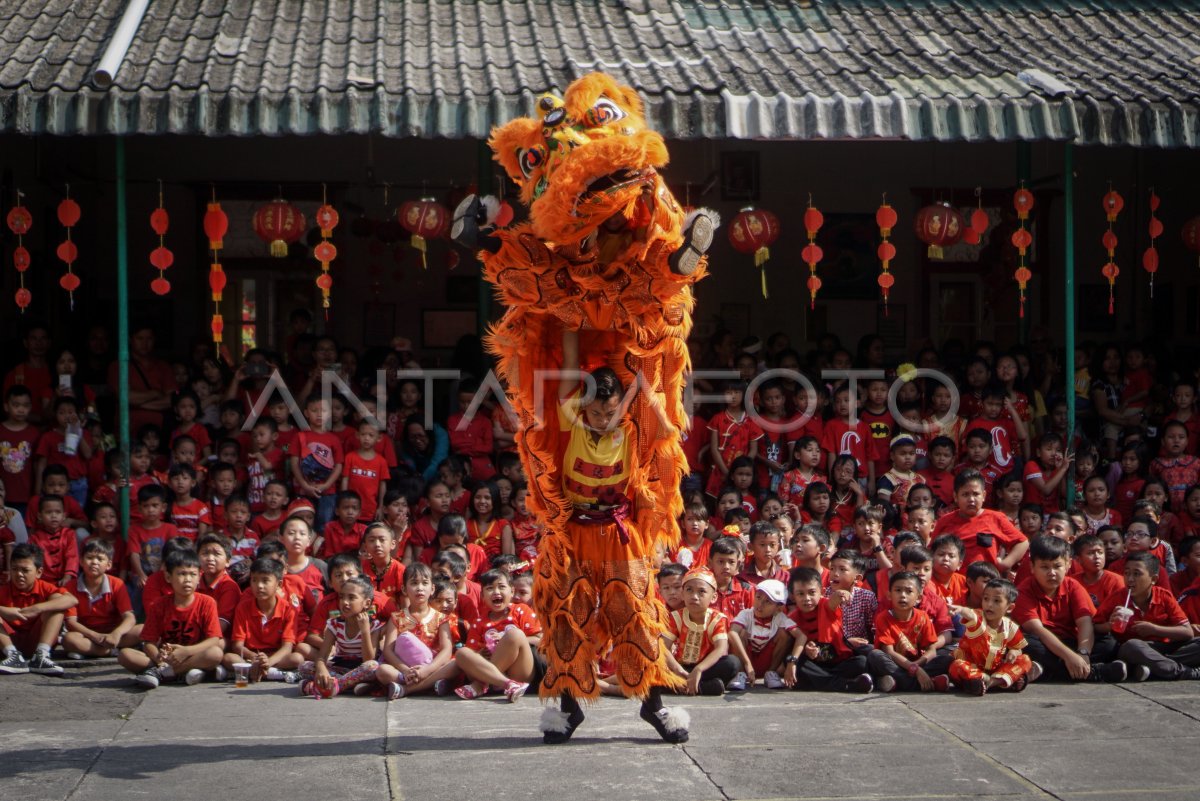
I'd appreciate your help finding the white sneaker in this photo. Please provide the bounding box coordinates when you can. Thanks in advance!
[764,670,786,690]
[264,667,286,681]
[388,682,406,700]
[214,665,229,682]
[184,669,205,686]
[726,671,748,692]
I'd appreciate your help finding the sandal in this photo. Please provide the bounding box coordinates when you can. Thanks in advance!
[454,683,488,700]
[504,680,529,703]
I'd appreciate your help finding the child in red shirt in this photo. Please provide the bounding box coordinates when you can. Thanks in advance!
[1071,533,1124,608]
[33,395,93,507]
[319,491,367,560]
[452,568,541,701]
[1151,421,1200,513]
[117,549,224,688]
[62,539,140,657]
[466,482,512,561]
[819,384,873,494]
[376,562,455,699]
[1095,552,1199,681]
[222,495,258,566]
[661,565,738,695]
[245,418,285,514]
[280,517,327,611]
[196,533,241,636]
[86,502,126,580]
[342,420,389,522]
[206,461,239,534]
[1014,535,1124,682]
[167,464,210,542]
[1024,433,1071,516]
[128,485,181,590]
[0,385,40,511]
[359,522,402,599]
[782,566,872,692]
[707,381,763,498]
[918,436,957,509]
[670,503,713,569]
[961,385,1028,474]
[0,542,76,674]
[447,380,496,481]
[224,556,305,682]
[931,470,1028,575]
[290,395,344,531]
[27,494,79,586]
[778,435,826,511]
[948,578,1034,694]
[708,538,754,619]
[250,480,290,541]
[405,480,452,563]
[929,534,969,607]
[868,570,951,692]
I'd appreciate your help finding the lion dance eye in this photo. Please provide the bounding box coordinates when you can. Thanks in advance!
[585,98,626,127]
[517,145,546,179]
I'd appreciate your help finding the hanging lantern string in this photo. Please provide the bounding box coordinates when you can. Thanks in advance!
[1142,187,1161,297]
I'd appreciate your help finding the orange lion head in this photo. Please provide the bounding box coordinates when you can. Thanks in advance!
[488,72,672,247]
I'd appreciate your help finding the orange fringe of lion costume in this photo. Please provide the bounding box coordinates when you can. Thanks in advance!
[474,73,707,702]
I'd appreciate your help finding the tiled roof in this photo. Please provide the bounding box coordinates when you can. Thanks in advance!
[1,0,1197,146]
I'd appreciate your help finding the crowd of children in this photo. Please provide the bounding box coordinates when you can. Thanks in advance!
[4,333,1200,703]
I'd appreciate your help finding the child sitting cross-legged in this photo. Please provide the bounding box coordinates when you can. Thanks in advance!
[727,578,798,690]
[868,571,952,692]
[0,543,77,675]
[826,549,877,653]
[662,566,741,696]
[376,562,455,699]
[297,575,383,698]
[450,568,540,702]
[782,566,874,693]
[222,557,305,683]
[949,579,1038,695]
[62,539,140,658]
[118,548,224,689]
[305,552,393,653]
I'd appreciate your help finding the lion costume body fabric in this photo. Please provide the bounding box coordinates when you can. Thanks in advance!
[478,73,707,702]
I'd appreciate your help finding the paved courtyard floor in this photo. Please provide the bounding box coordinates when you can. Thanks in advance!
[3,660,1198,801]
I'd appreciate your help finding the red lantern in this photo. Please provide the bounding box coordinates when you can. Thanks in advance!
[313,187,339,317]
[7,196,32,313]
[913,202,964,259]
[253,199,306,257]
[876,198,898,314]
[57,192,80,308]
[1011,186,1035,318]
[727,207,781,298]
[149,185,173,296]
[1182,216,1200,269]
[399,197,450,269]
[803,200,823,308]
[204,202,228,250]
[315,204,340,238]
[1101,186,1122,314]
[209,263,227,299]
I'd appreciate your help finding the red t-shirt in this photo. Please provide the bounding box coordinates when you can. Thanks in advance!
[340,429,399,470]
[287,559,328,607]
[1022,460,1061,515]
[962,416,1019,472]
[141,592,222,646]
[1095,585,1189,643]
[859,407,896,477]
[231,593,301,650]
[917,468,955,508]
[0,422,40,503]
[127,522,181,572]
[293,430,343,495]
[169,498,211,542]
[1111,477,1145,524]
[1107,555,1172,591]
[931,509,1025,573]
[679,413,707,475]
[713,579,755,619]
[1013,576,1096,639]
[3,362,52,402]
[874,607,938,659]
[249,512,286,540]
[706,411,765,495]
[68,575,132,632]
[344,450,389,520]
[1073,568,1124,609]
[245,447,286,512]
[362,557,405,599]
[28,525,79,583]
[198,571,242,625]
[820,418,871,474]
[171,423,211,454]
[320,520,366,559]
[929,571,969,607]
[0,579,71,635]
[465,602,541,655]
[35,430,90,480]
[787,600,851,662]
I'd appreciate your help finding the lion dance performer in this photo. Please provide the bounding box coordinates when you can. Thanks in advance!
[452,73,716,744]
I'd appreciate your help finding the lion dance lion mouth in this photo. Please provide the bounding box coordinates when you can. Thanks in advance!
[490,73,673,249]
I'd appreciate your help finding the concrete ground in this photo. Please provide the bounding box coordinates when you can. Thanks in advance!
[3,660,1199,801]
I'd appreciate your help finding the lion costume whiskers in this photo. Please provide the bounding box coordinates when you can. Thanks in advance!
[452,72,716,744]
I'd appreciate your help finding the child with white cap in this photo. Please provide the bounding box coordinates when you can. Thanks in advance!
[728,578,799,690]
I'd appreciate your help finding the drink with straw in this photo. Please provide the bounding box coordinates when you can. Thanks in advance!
[1111,589,1134,635]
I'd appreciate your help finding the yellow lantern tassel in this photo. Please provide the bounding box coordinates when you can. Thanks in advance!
[761,266,769,299]
[270,239,288,258]
[928,244,943,260]
[754,246,770,267]
[413,234,428,269]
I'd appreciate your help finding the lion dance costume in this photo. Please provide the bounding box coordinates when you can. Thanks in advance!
[452,73,715,744]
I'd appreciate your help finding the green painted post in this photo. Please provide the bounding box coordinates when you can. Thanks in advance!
[1064,143,1076,506]
[476,140,494,334]
[116,138,131,537]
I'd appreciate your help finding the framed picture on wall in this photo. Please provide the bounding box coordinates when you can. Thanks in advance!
[720,151,760,201]
[815,214,879,300]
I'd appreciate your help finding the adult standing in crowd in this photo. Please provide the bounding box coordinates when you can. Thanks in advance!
[3,322,52,424]
[108,323,176,435]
